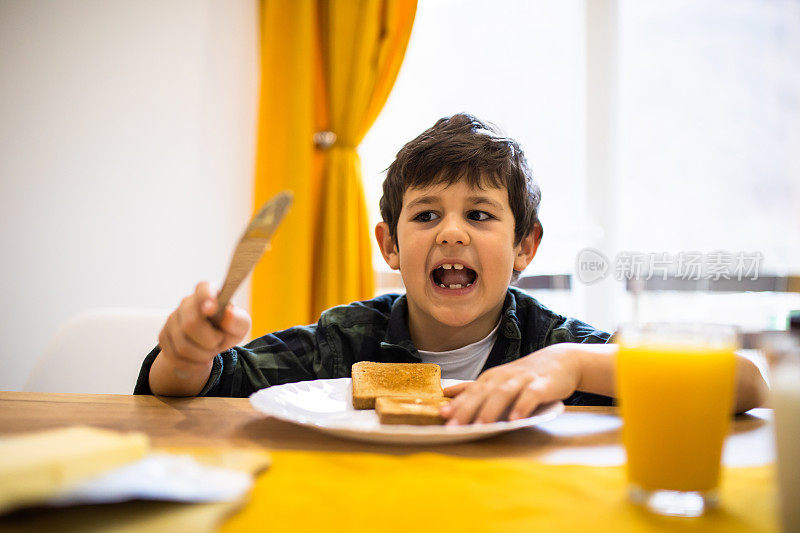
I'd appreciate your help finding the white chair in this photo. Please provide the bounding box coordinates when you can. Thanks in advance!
[25,308,170,394]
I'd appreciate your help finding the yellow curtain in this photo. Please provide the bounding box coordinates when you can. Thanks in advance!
[251,0,316,335]
[252,0,416,336]
[312,0,417,320]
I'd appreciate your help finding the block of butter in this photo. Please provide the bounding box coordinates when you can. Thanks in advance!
[0,426,149,513]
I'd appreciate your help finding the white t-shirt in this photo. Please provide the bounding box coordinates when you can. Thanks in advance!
[417,320,502,380]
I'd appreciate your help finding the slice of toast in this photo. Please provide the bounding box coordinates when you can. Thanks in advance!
[351,361,443,409]
[375,396,452,425]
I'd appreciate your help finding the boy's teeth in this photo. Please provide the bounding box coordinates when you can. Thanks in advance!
[437,282,469,289]
[438,263,467,270]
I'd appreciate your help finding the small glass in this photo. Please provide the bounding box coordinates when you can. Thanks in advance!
[616,323,738,517]
[762,331,800,533]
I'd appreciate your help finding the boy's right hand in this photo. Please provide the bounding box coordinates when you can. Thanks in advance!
[151,281,251,395]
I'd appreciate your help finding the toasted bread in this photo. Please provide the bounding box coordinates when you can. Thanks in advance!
[351,361,443,409]
[375,396,452,425]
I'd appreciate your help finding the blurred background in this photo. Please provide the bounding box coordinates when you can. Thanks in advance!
[1,0,799,392]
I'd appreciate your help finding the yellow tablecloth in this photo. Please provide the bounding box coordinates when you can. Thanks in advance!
[223,451,777,533]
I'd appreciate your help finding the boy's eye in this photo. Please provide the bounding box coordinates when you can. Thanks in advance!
[467,210,493,221]
[413,211,439,222]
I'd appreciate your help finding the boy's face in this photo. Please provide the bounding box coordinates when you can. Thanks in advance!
[376,180,540,338]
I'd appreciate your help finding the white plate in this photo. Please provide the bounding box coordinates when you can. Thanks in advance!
[249,378,564,445]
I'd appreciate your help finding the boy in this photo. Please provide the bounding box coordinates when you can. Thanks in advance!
[135,114,767,423]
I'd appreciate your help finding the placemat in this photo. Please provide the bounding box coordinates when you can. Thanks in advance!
[222,451,777,533]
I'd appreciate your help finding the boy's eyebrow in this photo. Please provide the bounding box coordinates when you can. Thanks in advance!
[467,196,504,210]
[405,195,505,211]
[405,195,440,211]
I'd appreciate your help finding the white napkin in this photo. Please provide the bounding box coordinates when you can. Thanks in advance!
[47,453,252,506]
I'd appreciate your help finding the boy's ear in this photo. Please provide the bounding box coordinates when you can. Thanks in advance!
[513,222,543,272]
[375,222,400,270]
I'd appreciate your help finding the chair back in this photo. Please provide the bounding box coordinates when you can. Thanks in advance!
[25,308,169,394]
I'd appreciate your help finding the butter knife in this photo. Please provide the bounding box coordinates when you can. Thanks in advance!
[209,191,293,327]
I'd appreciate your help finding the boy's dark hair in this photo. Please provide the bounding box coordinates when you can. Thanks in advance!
[380,113,542,248]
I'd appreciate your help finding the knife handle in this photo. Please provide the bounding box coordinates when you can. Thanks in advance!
[209,237,270,328]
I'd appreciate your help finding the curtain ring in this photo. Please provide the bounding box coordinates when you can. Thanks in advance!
[313,131,337,149]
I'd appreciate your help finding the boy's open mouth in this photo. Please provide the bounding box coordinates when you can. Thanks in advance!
[431,263,478,289]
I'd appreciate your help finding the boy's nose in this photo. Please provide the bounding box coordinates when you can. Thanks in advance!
[436,216,470,246]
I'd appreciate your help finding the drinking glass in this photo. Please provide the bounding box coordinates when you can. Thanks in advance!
[616,323,737,517]
[762,331,800,533]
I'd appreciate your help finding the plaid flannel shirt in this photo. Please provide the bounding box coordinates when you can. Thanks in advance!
[134,287,614,406]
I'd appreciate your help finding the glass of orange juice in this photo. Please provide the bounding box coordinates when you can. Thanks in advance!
[616,322,737,517]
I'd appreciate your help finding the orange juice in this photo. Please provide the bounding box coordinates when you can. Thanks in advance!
[617,342,736,492]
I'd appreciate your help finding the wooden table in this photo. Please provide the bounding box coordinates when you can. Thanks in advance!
[0,392,780,532]
[0,391,774,466]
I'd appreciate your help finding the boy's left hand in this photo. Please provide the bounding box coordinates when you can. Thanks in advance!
[440,344,580,425]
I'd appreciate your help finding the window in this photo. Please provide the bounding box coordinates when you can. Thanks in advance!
[361,0,587,279]
[616,0,800,329]
[617,0,800,270]
[359,0,800,330]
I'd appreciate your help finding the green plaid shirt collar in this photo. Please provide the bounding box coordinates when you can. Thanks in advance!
[378,290,523,370]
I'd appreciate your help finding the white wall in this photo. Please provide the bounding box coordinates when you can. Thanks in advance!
[0,0,259,390]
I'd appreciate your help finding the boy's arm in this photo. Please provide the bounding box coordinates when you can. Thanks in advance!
[148,351,215,397]
[137,280,333,398]
[572,345,768,413]
[441,343,769,424]
[145,281,251,397]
